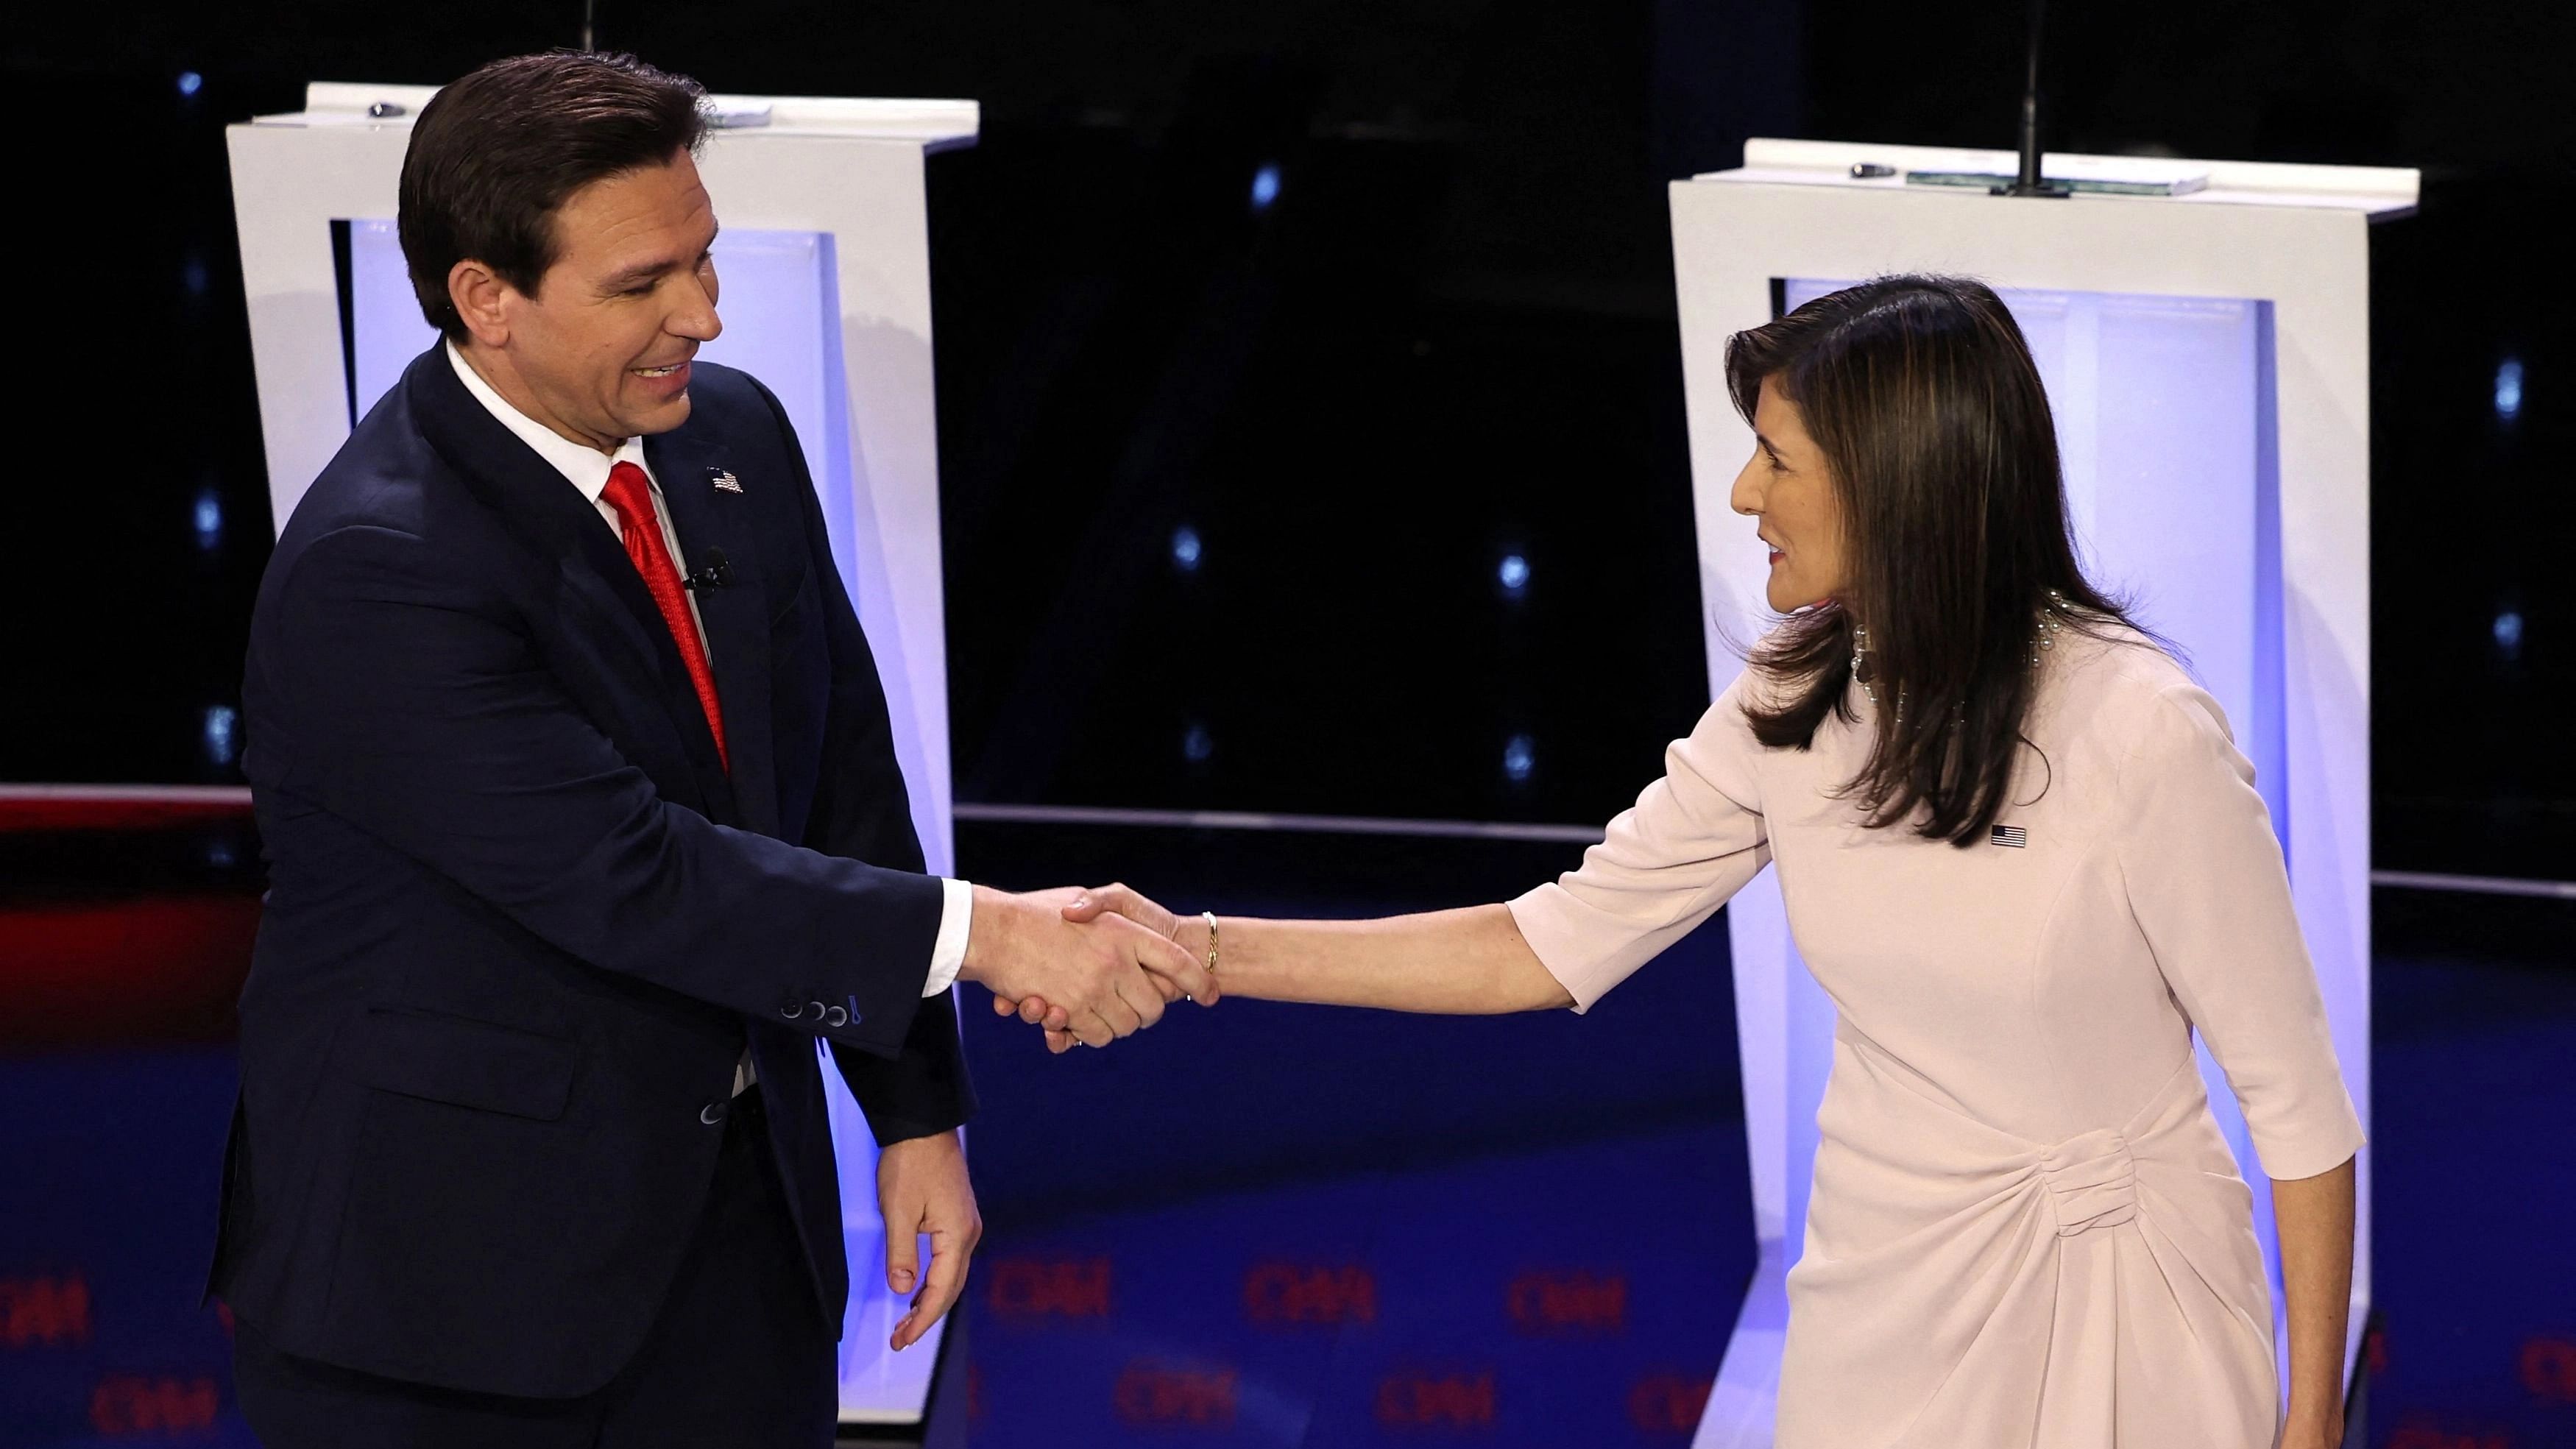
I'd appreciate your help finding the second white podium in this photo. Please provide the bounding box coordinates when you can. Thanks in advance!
[1670,139,2413,1448]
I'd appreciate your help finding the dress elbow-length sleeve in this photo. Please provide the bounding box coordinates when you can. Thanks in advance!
[1508,670,1772,1012]
[2114,683,2365,1181]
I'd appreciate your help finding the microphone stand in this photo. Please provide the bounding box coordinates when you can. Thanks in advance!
[1994,0,2070,198]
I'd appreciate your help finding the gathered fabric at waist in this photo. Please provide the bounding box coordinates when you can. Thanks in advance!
[1800,1023,2247,1258]
[1775,1032,2279,1448]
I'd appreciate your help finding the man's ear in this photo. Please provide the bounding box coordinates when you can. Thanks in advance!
[448,260,513,348]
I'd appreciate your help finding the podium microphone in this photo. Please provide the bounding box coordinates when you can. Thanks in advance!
[1995,0,2071,199]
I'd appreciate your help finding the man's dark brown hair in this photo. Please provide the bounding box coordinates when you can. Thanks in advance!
[398,51,708,340]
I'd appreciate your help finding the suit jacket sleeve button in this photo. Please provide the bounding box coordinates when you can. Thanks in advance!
[807,1001,828,1022]
[824,1005,849,1027]
[779,999,806,1020]
[699,1100,726,1125]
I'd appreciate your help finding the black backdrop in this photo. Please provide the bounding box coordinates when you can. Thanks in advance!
[7,0,2570,877]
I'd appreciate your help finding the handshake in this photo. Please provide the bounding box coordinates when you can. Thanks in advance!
[954,882,1209,1053]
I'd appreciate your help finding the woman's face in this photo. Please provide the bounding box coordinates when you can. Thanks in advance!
[1730,378,1850,613]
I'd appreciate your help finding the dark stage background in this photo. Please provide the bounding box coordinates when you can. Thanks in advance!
[4,3,2574,1447]
[13,0,2575,872]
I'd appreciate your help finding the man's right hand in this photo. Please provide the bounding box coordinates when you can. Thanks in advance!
[957,885,1217,1047]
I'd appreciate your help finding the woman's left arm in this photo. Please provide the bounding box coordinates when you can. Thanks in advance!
[2113,683,2366,1448]
[2273,1156,2357,1448]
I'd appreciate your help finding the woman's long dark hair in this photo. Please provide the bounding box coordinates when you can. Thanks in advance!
[1727,274,2156,847]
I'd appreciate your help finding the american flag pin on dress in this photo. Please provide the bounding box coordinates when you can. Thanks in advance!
[1991,824,2028,848]
[710,469,744,493]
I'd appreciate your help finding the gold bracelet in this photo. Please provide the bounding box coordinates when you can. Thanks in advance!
[1202,910,1220,974]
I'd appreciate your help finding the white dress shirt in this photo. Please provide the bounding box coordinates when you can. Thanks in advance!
[445,346,971,1096]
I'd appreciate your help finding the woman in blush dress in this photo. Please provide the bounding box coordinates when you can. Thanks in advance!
[1008,275,2362,1449]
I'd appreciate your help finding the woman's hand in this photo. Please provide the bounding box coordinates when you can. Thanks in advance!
[1028,892,1569,1026]
[990,883,1211,1052]
[956,885,1209,1046]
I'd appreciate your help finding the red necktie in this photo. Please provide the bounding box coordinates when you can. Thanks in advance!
[601,461,729,771]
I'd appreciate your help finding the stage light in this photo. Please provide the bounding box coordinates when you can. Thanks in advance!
[2496,609,2524,659]
[1502,734,1535,782]
[1498,553,1529,595]
[1172,525,1203,572]
[203,705,238,767]
[2497,358,2524,422]
[1250,163,1281,213]
[1183,723,1214,763]
[177,71,203,99]
[193,489,223,553]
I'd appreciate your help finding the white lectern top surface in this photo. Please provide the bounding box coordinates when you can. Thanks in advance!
[1702,138,2416,217]
[252,81,980,149]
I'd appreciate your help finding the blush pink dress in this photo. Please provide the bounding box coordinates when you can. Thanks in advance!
[1507,628,2363,1448]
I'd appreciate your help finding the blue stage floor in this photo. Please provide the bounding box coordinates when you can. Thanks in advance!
[2361,906,2576,1449]
[0,821,2569,1447]
[971,1123,1741,1445]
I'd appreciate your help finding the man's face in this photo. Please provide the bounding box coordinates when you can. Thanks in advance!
[492,149,723,448]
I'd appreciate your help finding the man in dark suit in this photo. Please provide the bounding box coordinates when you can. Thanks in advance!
[210,52,1213,1447]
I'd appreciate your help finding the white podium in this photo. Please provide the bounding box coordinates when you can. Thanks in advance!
[1673,140,2416,1447]
[226,82,979,1425]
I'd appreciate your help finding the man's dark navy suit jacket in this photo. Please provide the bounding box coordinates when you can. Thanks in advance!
[208,346,975,1398]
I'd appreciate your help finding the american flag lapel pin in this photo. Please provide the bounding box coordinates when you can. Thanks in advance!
[710,468,744,494]
[1991,824,2028,848]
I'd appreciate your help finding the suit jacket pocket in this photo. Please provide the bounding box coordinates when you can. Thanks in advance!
[346,1007,578,1122]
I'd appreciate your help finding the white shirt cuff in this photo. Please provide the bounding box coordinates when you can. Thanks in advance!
[923,878,972,996]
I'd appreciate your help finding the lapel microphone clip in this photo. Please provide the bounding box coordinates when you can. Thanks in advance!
[683,548,733,591]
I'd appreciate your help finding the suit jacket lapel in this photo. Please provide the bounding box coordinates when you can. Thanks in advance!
[404,348,732,821]
[648,428,779,839]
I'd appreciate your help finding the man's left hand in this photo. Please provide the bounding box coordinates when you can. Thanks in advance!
[877,1129,980,1351]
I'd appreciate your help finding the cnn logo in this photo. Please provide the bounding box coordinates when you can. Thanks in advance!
[2524,1335,2576,1404]
[1507,1269,1625,1333]
[985,1257,1111,1320]
[2387,1417,2514,1449]
[1114,1361,1238,1426]
[1376,1369,1495,1429]
[1244,1262,1376,1326]
[91,1375,220,1435]
[2,1272,93,1349]
[1628,1372,1713,1436]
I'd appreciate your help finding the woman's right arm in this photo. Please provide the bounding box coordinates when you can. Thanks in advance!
[1011,671,1777,1045]
[1068,896,1572,1016]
